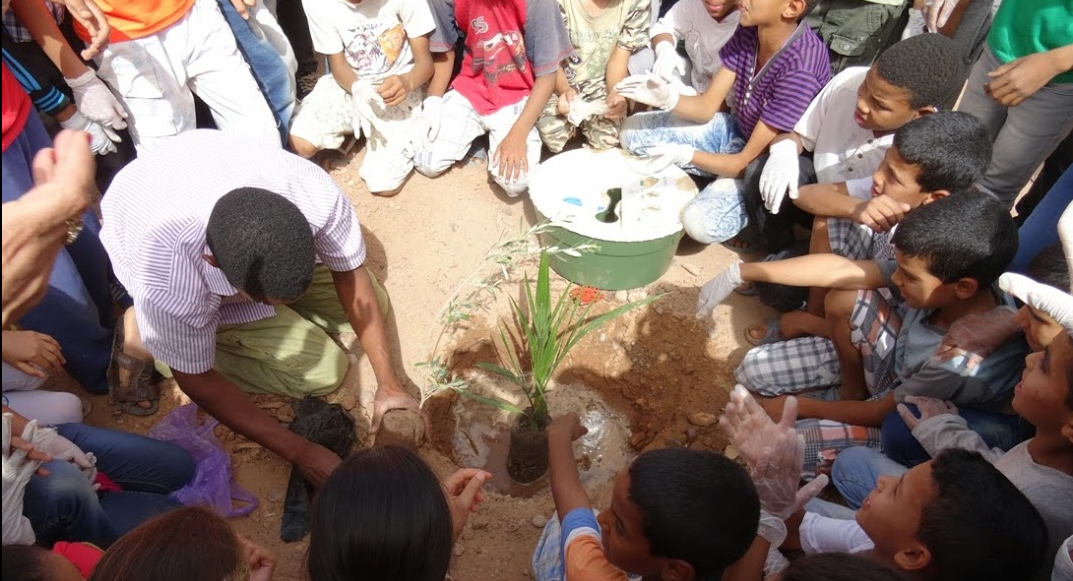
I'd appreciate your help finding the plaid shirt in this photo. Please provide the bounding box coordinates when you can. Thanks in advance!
[3,2,65,42]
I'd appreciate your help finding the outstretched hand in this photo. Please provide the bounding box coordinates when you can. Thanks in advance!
[695,260,743,320]
[752,429,828,519]
[720,385,798,468]
[896,396,957,430]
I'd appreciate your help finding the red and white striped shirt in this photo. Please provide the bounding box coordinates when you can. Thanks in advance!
[100,130,366,374]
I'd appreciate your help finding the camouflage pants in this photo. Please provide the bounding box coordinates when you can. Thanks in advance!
[537,94,622,153]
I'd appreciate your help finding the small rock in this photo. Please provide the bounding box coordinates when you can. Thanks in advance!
[453,543,466,557]
[684,426,698,445]
[531,514,547,528]
[505,522,519,533]
[724,444,740,461]
[373,409,425,450]
[687,412,718,427]
[681,262,700,276]
[268,491,284,503]
[250,512,261,523]
[340,393,358,411]
[471,516,490,530]
[614,290,629,302]
[462,528,474,540]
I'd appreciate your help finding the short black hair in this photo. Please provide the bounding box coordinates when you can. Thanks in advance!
[628,448,759,581]
[1,545,55,581]
[780,554,909,581]
[920,449,1048,581]
[893,112,991,193]
[205,187,315,302]
[1028,242,1071,292]
[892,190,1017,287]
[874,33,966,109]
[307,446,454,581]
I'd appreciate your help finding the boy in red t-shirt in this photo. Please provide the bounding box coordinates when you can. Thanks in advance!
[414,0,573,196]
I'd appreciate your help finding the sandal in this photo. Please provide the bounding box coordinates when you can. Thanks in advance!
[107,315,162,416]
[744,317,784,347]
[720,237,756,254]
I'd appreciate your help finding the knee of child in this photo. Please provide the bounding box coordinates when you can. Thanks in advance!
[681,202,720,244]
[824,288,858,320]
[733,352,778,396]
[34,460,98,505]
[413,156,451,178]
[289,134,320,159]
[152,443,197,491]
[50,392,85,425]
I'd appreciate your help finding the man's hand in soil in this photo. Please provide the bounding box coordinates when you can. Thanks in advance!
[370,379,430,438]
[548,412,591,520]
[493,130,529,185]
[293,440,342,487]
[444,468,491,542]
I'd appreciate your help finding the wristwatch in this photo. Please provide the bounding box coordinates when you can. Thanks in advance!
[65,217,84,245]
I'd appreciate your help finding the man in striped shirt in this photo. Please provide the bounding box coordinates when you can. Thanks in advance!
[100,130,421,485]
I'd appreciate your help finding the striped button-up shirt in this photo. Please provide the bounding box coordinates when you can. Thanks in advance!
[100,130,366,374]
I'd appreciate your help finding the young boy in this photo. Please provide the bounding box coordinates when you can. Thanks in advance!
[699,193,1028,467]
[643,0,740,95]
[533,412,760,581]
[613,0,830,245]
[413,0,574,196]
[535,0,651,153]
[750,33,965,252]
[288,0,436,196]
[750,112,991,344]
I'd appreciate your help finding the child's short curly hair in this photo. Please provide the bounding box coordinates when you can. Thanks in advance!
[874,33,966,109]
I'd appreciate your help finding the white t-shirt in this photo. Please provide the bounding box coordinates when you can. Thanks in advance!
[794,67,893,184]
[799,512,875,555]
[649,0,739,93]
[305,0,436,81]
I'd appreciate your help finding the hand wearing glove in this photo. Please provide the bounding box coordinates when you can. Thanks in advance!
[651,42,688,81]
[758,139,800,214]
[34,429,95,476]
[896,396,958,430]
[751,429,829,520]
[1000,273,1073,333]
[415,95,443,151]
[933,306,1019,369]
[614,74,679,111]
[629,143,694,175]
[350,81,386,141]
[3,415,51,545]
[924,0,962,32]
[64,69,127,130]
[902,8,926,40]
[695,259,742,319]
[59,111,120,155]
[720,385,798,468]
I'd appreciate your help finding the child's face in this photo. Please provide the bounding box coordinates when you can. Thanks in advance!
[855,461,937,568]
[597,470,662,577]
[738,0,798,27]
[869,148,936,209]
[703,0,739,21]
[1012,333,1073,438]
[1015,305,1064,352]
[890,251,953,310]
[854,68,925,134]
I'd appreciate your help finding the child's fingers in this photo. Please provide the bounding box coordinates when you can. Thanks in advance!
[896,403,919,429]
[778,396,798,430]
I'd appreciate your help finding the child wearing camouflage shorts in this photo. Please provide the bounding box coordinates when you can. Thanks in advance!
[536,0,651,152]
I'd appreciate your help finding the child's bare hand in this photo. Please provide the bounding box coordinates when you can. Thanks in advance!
[556,88,578,116]
[1,330,65,377]
[376,75,409,107]
[605,91,627,120]
[985,52,1062,107]
[237,535,276,581]
[444,468,491,540]
[493,131,529,184]
[852,195,910,233]
[547,412,588,441]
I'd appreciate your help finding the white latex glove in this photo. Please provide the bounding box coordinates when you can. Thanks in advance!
[757,509,788,547]
[614,74,679,111]
[999,272,1073,334]
[695,260,743,319]
[566,98,610,127]
[902,8,927,40]
[34,429,95,474]
[752,429,829,520]
[350,81,386,142]
[924,0,961,32]
[758,139,800,214]
[3,415,46,545]
[64,69,127,130]
[629,143,694,175]
[896,396,958,430]
[652,42,687,81]
[417,95,443,150]
[720,385,798,468]
[59,111,120,155]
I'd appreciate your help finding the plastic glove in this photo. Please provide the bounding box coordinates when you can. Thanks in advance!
[1000,272,1073,334]
[720,385,798,468]
[902,8,926,40]
[350,81,386,142]
[652,42,687,81]
[758,139,800,214]
[412,95,443,151]
[924,0,961,32]
[629,143,694,175]
[757,509,788,547]
[59,111,120,155]
[896,396,958,430]
[614,74,679,111]
[1059,203,1073,291]
[3,414,47,545]
[752,429,829,519]
[695,260,743,319]
[567,97,610,126]
[933,306,1019,371]
[64,69,127,130]
[34,429,94,472]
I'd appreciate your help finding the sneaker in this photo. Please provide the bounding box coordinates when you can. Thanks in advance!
[296,72,320,101]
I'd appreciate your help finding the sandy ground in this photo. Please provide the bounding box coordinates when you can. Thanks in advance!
[68,144,772,581]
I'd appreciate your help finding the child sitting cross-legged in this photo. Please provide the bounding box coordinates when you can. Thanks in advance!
[532,412,760,581]
[287,0,437,196]
[719,388,1050,581]
[749,112,992,343]
[696,191,1029,471]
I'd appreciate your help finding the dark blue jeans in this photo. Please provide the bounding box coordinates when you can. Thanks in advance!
[1010,166,1073,274]
[22,423,195,547]
[879,404,1030,467]
[1,114,113,394]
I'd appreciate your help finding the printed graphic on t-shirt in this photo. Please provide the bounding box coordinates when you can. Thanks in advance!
[470,28,529,85]
[343,19,407,75]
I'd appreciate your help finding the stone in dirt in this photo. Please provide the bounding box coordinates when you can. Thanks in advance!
[531,514,547,528]
[687,412,717,427]
[453,543,466,556]
[471,516,490,530]
[374,409,425,450]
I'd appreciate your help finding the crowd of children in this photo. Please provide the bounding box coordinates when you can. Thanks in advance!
[1,0,1071,579]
